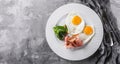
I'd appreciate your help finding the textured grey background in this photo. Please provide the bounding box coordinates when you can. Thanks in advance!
[0,0,119,64]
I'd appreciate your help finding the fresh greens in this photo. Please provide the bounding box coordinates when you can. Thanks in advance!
[53,25,68,40]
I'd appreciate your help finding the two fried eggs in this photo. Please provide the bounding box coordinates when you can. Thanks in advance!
[65,12,95,45]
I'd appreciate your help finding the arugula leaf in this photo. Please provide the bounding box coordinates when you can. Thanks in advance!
[53,25,68,40]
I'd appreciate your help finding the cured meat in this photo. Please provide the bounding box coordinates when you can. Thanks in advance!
[65,34,83,48]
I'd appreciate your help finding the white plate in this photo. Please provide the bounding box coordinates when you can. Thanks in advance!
[46,3,103,61]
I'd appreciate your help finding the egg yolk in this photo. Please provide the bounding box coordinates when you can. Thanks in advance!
[83,26,93,35]
[72,16,82,25]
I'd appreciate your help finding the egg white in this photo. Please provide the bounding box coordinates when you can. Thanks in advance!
[65,12,85,35]
[79,25,95,45]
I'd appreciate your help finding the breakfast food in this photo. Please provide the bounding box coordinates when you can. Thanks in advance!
[65,12,85,35]
[65,34,83,48]
[53,25,68,40]
[79,25,95,45]
[53,12,95,49]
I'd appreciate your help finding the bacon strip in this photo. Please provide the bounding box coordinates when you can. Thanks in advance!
[65,34,83,48]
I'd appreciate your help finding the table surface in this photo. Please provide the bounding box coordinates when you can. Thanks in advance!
[0,0,119,64]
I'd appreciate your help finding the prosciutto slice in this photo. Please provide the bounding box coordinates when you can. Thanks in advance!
[65,34,83,48]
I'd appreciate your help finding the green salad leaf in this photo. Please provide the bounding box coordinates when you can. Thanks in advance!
[53,25,68,40]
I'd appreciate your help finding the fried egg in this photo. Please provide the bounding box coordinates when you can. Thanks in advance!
[65,12,85,35]
[79,25,95,45]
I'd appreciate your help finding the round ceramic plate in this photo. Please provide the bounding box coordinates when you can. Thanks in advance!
[46,3,103,61]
